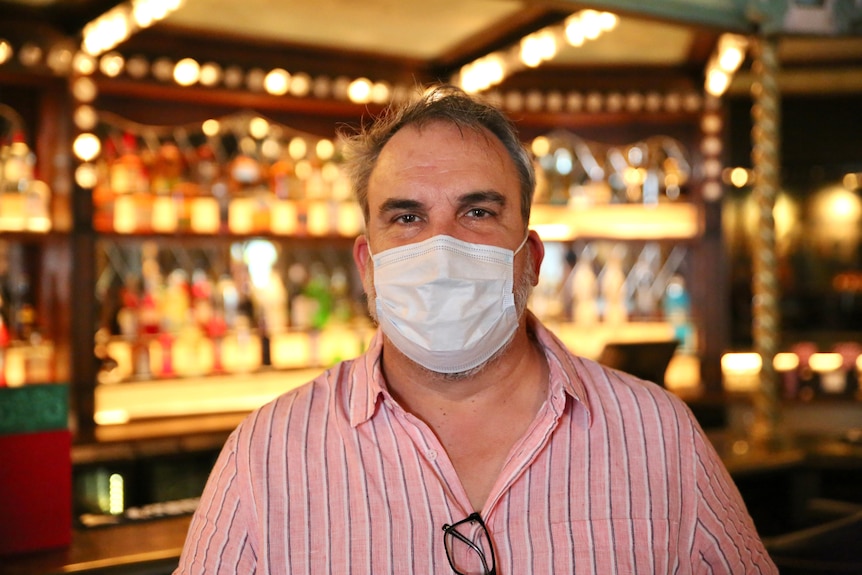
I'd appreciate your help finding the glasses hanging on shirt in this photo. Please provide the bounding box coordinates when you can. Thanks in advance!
[442,512,497,575]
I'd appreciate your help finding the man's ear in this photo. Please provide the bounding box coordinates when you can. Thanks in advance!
[527,229,544,286]
[353,235,371,283]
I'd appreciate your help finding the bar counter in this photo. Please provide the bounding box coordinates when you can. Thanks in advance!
[9,439,858,575]
[0,515,191,575]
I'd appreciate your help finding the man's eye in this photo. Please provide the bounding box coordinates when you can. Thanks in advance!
[396,214,418,224]
[466,208,492,218]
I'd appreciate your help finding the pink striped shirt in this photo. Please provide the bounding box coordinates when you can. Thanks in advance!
[175,318,777,574]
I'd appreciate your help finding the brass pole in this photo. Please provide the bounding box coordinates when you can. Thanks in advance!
[749,35,783,447]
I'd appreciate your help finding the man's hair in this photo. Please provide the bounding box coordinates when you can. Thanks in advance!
[340,85,536,226]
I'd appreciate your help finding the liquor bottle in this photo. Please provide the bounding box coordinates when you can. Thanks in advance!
[2,131,35,193]
[110,133,149,233]
[571,247,599,326]
[663,274,694,353]
[602,245,629,325]
[1,131,35,231]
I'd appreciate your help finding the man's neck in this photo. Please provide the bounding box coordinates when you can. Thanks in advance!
[380,324,549,427]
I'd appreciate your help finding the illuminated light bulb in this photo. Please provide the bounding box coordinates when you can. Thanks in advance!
[535,29,558,61]
[312,75,332,99]
[721,352,762,374]
[75,163,99,189]
[126,55,148,78]
[347,77,372,103]
[294,159,312,180]
[719,46,744,73]
[151,57,174,81]
[47,44,74,74]
[199,61,222,86]
[261,138,281,160]
[74,105,98,130]
[288,137,307,160]
[370,81,391,104]
[564,16,585,46]
[248,116,270,139]
[264,68,290,95]
[72,52,96,76]
[580,10,603,40]
[99,51,125,77]
[332,76,351,100]
[531,136,550,157]
[201,118,220,137]
[289,72,311,97]
[809,353,843,373]
[773,352,799,372]
[73,133,101,161]
[519,34,544,68]
[72,76,98,102]
[315,139,335,161]
[18,43,42,67]
[82,7,131,56]
[705,68,730,97]
[729,167,750,188]
[173,57,200,86]
[599,12,619,31]
[0,39,12,64]
[223,65,243,88]
[246,68,266,92]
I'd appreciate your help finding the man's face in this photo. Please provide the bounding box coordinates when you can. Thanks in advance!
[355,121,541,323]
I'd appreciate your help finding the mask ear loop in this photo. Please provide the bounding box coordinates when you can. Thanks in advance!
[514,231,530,255]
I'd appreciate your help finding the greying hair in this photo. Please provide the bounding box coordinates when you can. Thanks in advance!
[340,85,536,226]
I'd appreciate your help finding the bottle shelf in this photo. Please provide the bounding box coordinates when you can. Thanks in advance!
[530,203,701,242]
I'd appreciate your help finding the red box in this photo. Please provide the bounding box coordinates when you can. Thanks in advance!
[0,429,72,555]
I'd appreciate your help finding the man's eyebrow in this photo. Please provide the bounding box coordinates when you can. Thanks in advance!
[457,190,507,209]
[377,197,426,215]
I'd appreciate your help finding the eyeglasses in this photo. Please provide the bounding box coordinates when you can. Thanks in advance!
[441,512,497,575]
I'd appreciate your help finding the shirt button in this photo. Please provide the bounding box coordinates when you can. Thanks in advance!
[426,449,438,460]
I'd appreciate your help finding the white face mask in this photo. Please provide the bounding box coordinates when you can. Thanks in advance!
[371,234,528,374]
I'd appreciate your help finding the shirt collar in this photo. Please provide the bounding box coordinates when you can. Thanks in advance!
[348,329,388,427]
[347,315,593,427]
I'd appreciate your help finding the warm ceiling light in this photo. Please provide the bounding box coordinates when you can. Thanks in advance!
[18,43,42,67]
[72,76,98,102]
[315,139,334,161]
[73,133,101,162]
[73,51,97,75]
[199,62,222,86]
[83,0,184,57]
[173,57,200,86]
[99,52,125,77]
[520,33,546,68]
[82,6,131,56]
[370,81,391,104]
[531,136,551,157]
[289,72,311,97]
[729,167,750,188]
[564,17,585,46]
[0,40,12,64]
[75,163,99,189]
[73,105,98,130]
[599,12,619,31]
[705,68,730,97]
[579,10,604,40]
[347,78,372,103]
[201,119,220,137]
[248,117,269,139]
[288,136,307,160]
[264,68,290,95]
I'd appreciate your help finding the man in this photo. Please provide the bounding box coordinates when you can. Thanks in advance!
[175,86,776,574]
